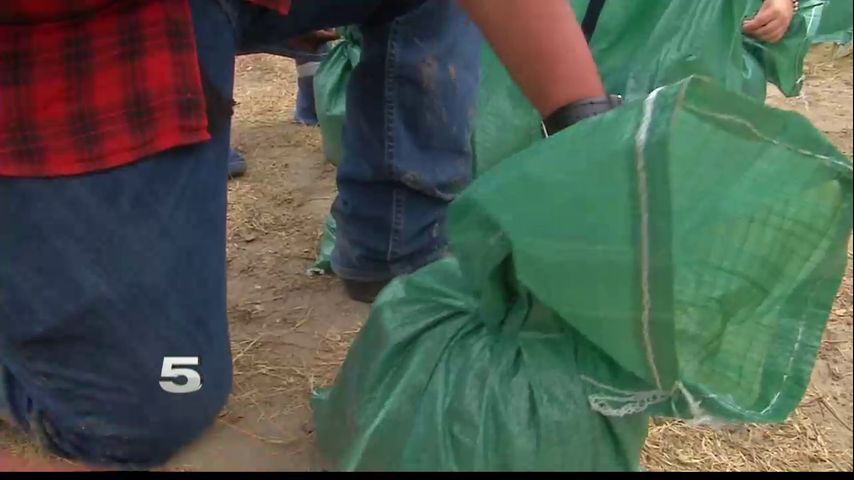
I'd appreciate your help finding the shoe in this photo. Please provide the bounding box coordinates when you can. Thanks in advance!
[228,149,247,179]
[342,278,392,304]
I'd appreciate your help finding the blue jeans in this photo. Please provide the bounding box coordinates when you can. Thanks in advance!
[0,0,480,468]
[294,49,327,126]
[229,0,483,281]
[0,1,235,467]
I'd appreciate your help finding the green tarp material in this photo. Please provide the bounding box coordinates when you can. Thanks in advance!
[310,26,360,275]
[312,77,853,471]
[314,27,362,167]
[803,0,854,44]
[475,0,813,176]
[307,215,336,276]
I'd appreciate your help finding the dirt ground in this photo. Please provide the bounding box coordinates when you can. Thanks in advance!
[1,45,852,472]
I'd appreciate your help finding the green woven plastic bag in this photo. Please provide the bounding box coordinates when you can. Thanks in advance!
[312,77,853,471]
[314,27,362,167]
[308,215,336,276]
[803,0,853,44]
[311,27,360,275]
[474,0,813,176]
[743,11,812,98]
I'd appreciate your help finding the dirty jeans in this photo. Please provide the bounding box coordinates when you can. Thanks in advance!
[233,0,483,281]
[0,0,480,468]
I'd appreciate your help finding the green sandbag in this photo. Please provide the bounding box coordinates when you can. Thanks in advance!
[308,215,336,276]
[804,0,853,44]
[313,256,650,471]
[312,77,853,471]
[310,27,360,275]
[473,46,541,177]
[474,0,813,176]
[314,27,362,167]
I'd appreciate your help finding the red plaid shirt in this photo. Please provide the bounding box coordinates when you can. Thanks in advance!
[0,0,291,177]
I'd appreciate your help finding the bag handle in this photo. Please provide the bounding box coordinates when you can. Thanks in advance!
[581,0,607,43]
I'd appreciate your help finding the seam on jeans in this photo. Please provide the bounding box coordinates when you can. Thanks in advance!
[389,188,406,263]
[385,20,403,263]
[214,0,239,31]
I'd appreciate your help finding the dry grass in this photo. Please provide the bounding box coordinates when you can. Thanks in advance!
[643,396,852,472]
[216,324,360,443]
[288,323,853,472]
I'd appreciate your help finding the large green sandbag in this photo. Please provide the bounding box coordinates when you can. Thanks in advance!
[312,77,853,471]
[743,11,812,98]
[314,27,362,167]
[804,0,853,44]
[314,256,650,471]
[474,0,813,176]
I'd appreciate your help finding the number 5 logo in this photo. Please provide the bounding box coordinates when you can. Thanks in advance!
[159,357,203,394]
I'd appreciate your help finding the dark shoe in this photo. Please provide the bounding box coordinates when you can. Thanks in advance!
[293,116,320,127]
[342,278,392,304]
[228,149,247,179]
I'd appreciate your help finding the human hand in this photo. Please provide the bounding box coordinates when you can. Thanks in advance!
[743,0,796,43]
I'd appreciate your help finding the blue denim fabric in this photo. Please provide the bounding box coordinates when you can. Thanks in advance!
[0,0,481,467]
[0,0,235,468]
[226,0,483,281]
[331,1,482,281]
[294,73,320,125]
[294,46,329,126]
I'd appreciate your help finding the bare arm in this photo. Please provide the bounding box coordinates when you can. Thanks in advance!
[458,0,606,117]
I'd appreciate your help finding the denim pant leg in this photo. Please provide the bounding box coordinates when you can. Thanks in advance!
[294,44,331,125]
[0,0,237,468]
[331,1,483,281]
[221,0,482,281]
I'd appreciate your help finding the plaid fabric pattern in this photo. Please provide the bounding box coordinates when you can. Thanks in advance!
[0,0,292,177]
[0,0,118,24]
